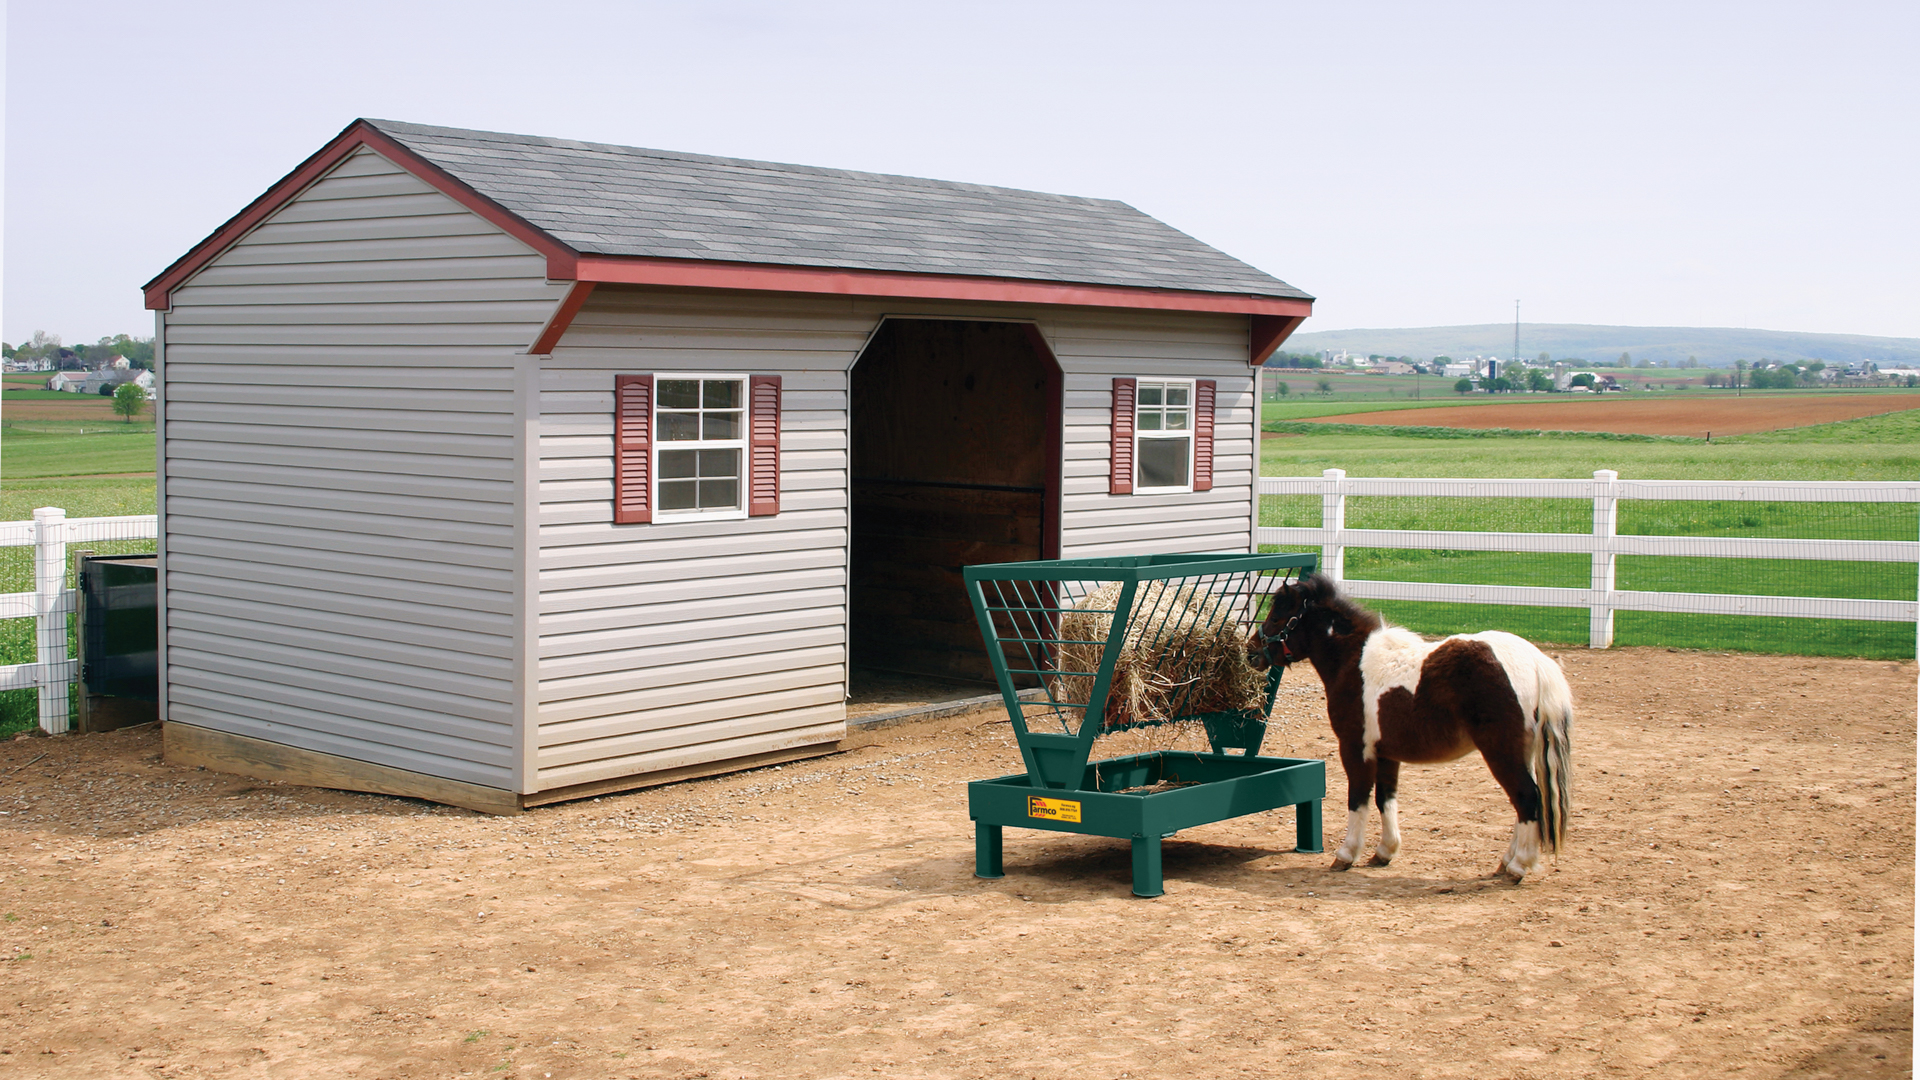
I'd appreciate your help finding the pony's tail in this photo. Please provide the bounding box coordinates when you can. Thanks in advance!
[1532,659,1574,855]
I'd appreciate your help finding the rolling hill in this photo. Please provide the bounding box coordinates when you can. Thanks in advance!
[1281,324,1920,368]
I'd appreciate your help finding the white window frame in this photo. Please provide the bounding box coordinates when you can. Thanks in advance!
[653,372,750,522]
[1133,377,1195,494]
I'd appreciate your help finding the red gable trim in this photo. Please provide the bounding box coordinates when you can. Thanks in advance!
[529,281,596,355]
[142,120,578,311]
[1251,314,1308,365]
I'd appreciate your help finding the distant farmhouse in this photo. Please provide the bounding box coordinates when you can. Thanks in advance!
[46,358,155,397]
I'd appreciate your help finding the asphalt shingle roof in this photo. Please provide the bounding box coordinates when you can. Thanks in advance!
[365,119,1309,300]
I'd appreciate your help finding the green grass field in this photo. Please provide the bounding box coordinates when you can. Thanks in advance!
[2,420,159,478]
[1259,408,1918,659]
[0,425,159,735]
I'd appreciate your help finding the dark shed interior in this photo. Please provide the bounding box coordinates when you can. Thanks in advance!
[849,319,1060,683]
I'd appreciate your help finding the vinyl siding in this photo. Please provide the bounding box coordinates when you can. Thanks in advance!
[533,289,1258,790]
[159,147,570,790]
[533,289,865,790]
[1046,309,1258,558]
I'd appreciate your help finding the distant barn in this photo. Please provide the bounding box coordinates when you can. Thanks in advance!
[142,119,1314,812]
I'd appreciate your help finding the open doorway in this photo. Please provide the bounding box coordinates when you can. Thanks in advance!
[848,318,1060,698]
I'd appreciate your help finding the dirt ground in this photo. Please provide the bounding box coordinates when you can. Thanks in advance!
[1299,394,1920,437]
[0,649,1911,1079]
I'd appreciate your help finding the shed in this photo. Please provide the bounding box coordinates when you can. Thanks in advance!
[142,119,1313,813]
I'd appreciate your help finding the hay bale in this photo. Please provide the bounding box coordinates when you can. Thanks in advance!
[1052,580,1269,728]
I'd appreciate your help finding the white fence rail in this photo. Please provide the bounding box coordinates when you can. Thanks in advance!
[1,508,158,733]
[1258,469,1920,651]
[6,474,1918,732]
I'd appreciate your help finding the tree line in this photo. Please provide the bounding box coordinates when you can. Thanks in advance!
[3,331,155,370]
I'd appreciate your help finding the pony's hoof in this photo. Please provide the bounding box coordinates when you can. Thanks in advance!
[1368,853,1393,867]
[1498,865,1525,884]
[1329,857,1353,871]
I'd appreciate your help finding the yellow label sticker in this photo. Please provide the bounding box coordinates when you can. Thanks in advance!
[1027,796,1082,823]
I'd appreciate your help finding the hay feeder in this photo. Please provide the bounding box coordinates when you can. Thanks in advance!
[963,552,1325,897]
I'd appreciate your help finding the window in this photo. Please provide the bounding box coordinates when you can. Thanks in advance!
[656,376,746,516]
[1134,379,1192,491]
[614,374,781,524]
[1109,377,1214,496]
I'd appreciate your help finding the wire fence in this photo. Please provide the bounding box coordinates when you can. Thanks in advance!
[1259,470,1920,659]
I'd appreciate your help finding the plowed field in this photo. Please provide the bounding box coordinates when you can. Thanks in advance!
[1,395,124,421]
[1302,393,1920,437]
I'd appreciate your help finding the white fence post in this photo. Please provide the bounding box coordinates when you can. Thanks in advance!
[1322,467,1347,581]
[1590,470,1618,648]
[32,507,70,733]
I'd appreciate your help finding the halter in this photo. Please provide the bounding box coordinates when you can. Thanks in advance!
[1252,611,1304,666]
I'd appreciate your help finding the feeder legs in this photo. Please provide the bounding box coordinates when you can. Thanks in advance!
[974,823,1004,879]
[1130,835,1165,898]
[1295,798,1324,854]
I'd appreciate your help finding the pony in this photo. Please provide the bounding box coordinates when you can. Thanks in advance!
[1247,573,1573,882]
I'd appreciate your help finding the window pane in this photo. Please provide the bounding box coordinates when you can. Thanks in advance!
[698,448,740,477]
[659,449,699,479]
[698,478,739,508]
[702,411,741,440]
[1139,436,1190,488]
[1137,410,1162,431]
[658,380,700,409]
[1138,384,1163,406]
[1164,409,1189,431]
[703,380,742,409]
[1166,386,1189,406]
[658,479,698,510]
[658,413,699,441]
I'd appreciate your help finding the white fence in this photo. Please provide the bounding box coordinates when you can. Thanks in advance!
[1259,469,1920,652]
[6,475,1919,732]
[1,508,159,733]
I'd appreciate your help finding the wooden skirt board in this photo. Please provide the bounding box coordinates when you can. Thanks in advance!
[163,724,841,814]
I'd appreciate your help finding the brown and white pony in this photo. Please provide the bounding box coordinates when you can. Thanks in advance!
[1248,573,1573,882]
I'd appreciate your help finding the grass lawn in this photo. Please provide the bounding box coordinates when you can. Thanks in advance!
[2,420,158,478]
[1259,409,1918,660]
[0,424,157,734]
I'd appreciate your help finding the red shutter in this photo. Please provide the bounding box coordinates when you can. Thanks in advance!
[1193,379,1216,492]
[1110,377,1136,495]
[614,375,653,524]
[749,375,782,517]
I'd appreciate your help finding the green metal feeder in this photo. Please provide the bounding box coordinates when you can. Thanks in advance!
[963,552,1326,897]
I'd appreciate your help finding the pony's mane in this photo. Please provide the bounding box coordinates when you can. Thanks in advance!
[1302,573,1387,635]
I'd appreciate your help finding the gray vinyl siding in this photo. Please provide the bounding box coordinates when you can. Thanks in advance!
[1046,309,1259,559]
[533,289,1257,790]
[533,289,864,790]
[160,147,569,790]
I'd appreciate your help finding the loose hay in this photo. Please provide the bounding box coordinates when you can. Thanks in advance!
[1052,580,1270,728]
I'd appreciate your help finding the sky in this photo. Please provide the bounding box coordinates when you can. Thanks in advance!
[4,0,1917,348]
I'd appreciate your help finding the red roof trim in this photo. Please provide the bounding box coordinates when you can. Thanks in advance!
[529,281,596,354]
[574,254,1312,323]
[142,120,578,311]
[1251,314,1309,365]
